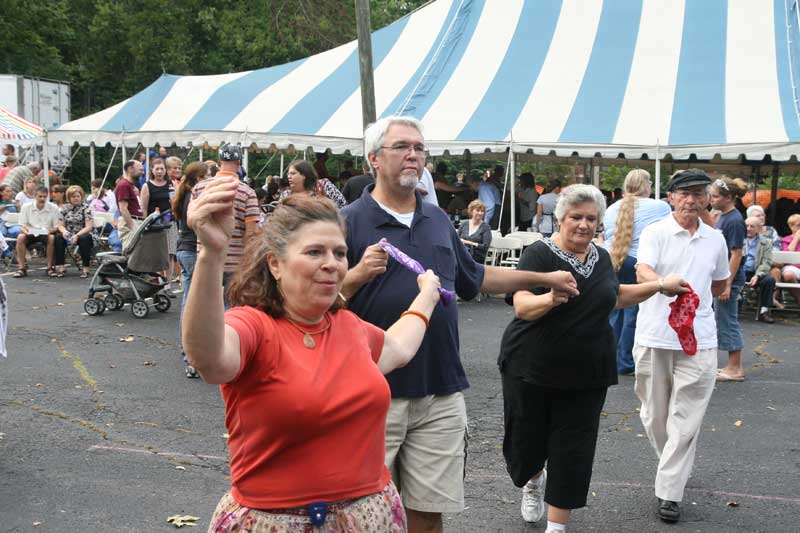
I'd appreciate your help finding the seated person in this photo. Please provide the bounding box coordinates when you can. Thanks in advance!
[0,183,20,241]
[779,214,800,304]
[107,210,123,253]
[14,177,37,211]
[50,184,66,208]
[457,199,492,263]
[54,185,95,278]
[14,186,61,277]
[743,217,777,323]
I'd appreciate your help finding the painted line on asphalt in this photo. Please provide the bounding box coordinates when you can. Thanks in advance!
[592,481,800,504]
[89,444,227,461]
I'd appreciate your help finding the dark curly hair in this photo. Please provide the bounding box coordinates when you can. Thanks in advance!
[226,195,346,317]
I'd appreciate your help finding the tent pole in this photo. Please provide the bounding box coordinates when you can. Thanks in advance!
[43,130,50,190]
[199,148,203,162]
[243,147,249,176]
[144,146,149,178]
[89,144,96,182]
[510,148,516,232]
[121,143,127,164]
[654,143,661,200]
[769,164,779,226]
[751,165,759,208]
[280,152,285,177]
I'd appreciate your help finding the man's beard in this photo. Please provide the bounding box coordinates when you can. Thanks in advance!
[398,173,419,189]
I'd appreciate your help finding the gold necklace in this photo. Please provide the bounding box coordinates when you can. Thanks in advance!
[285,313,332,349]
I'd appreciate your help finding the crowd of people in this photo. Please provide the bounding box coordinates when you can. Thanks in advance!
[2,123,800,533]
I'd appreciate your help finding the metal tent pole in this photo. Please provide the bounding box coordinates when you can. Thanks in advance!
[510,147,516,232]
[655,142,661,200]
[89,144,96,182]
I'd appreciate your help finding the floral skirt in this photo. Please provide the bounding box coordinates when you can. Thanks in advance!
[208,481,406,532]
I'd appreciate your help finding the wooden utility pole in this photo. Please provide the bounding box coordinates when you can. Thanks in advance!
[355,0,377,128]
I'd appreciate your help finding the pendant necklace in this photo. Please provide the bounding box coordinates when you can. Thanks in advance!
[285,313,332,349]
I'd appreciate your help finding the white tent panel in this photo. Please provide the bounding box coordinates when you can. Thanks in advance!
[225,41,358,132]
[317,0,453,138]
[612,0,685,146]
[725,0,787,143]
[141,72,250,131]
[510,0,603,142]
[422,0,523,139]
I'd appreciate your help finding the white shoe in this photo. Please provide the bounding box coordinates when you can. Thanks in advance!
[521,469,547,522]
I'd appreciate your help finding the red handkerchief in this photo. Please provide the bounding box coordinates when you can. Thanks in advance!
[668,285,700,355]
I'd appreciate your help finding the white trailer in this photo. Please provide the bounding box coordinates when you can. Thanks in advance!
[0,74,71,166]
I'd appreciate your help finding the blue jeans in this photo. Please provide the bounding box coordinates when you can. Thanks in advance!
[176,250,197,362]
[715,273,745,352]
[108,230,122,252]
[609,255,638,374]
[1,225,20,257]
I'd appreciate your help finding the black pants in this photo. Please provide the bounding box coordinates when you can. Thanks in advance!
[502,374,608,509]
[744,270,776,309]
[54,232,93,267]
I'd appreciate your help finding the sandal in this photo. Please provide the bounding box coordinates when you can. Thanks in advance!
[13,268,27,278]
[716,369,745,382]
[80,271,89,279]
[47,268,58,278]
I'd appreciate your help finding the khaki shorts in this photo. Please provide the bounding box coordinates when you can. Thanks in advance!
[385,392,468,514]
[117,217,141,252]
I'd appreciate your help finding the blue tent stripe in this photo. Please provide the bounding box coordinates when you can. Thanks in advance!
[669,0,728,145]
[381,0,464,118]
[457,0,561,141]
[270,15,411,134]
[775,0,800,141]
[184,61,305,130]
[101,75,179,132]
[393,0,485,119]
[558,0,643,144]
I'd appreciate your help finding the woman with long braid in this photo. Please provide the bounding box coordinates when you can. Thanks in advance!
[603,170,671,374]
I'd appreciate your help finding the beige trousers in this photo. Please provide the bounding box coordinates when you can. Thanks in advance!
[633,345,716,502]
[117,216,140,252]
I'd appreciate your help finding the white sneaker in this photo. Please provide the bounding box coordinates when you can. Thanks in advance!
[521,469,547,522]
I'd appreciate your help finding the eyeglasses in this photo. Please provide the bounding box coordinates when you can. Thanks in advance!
[379,143,428,157]
[714,178,729,191]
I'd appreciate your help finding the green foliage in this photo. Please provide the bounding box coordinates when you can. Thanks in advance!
[599,165,632,192]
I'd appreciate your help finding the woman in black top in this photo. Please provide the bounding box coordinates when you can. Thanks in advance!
[499,185,687,530]
[457,199,492,263]
[171,162,209,378]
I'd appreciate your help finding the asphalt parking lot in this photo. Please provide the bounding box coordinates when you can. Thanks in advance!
[1,270,798,532]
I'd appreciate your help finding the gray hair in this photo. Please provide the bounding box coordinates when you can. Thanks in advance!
[746,204,765,217]
[554,184,607,223]
[363,115,424,159]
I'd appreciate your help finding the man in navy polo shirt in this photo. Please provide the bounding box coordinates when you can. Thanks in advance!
[341,116,578,533]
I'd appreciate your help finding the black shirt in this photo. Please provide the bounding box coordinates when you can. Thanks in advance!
[498,239,619,390]
[146,180,171,215]
[341,173,375,204]
[176,193,197,253]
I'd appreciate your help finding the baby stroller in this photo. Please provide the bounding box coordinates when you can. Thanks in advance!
[84,210,173,318]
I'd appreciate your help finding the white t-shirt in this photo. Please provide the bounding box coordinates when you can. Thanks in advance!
[634,215,730,350]
[374,198,414,227]
[15,191,34,207]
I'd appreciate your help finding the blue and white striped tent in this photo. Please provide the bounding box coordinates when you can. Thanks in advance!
[53,0,800,161]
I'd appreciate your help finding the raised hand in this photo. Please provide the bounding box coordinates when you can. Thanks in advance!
[187,176,238,256]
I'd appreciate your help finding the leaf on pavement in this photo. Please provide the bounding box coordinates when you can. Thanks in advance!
[167,515,200,528]
[175,466,186,471]
[115,323,126,327]
[119,335,135,342]
[734,420,743,427]
[726,501,739,507]
[32,522,43,526]
[143,361,156,366]
[766,406,777,411]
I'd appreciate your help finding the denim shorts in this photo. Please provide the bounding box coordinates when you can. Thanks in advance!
[715,277,745,352]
